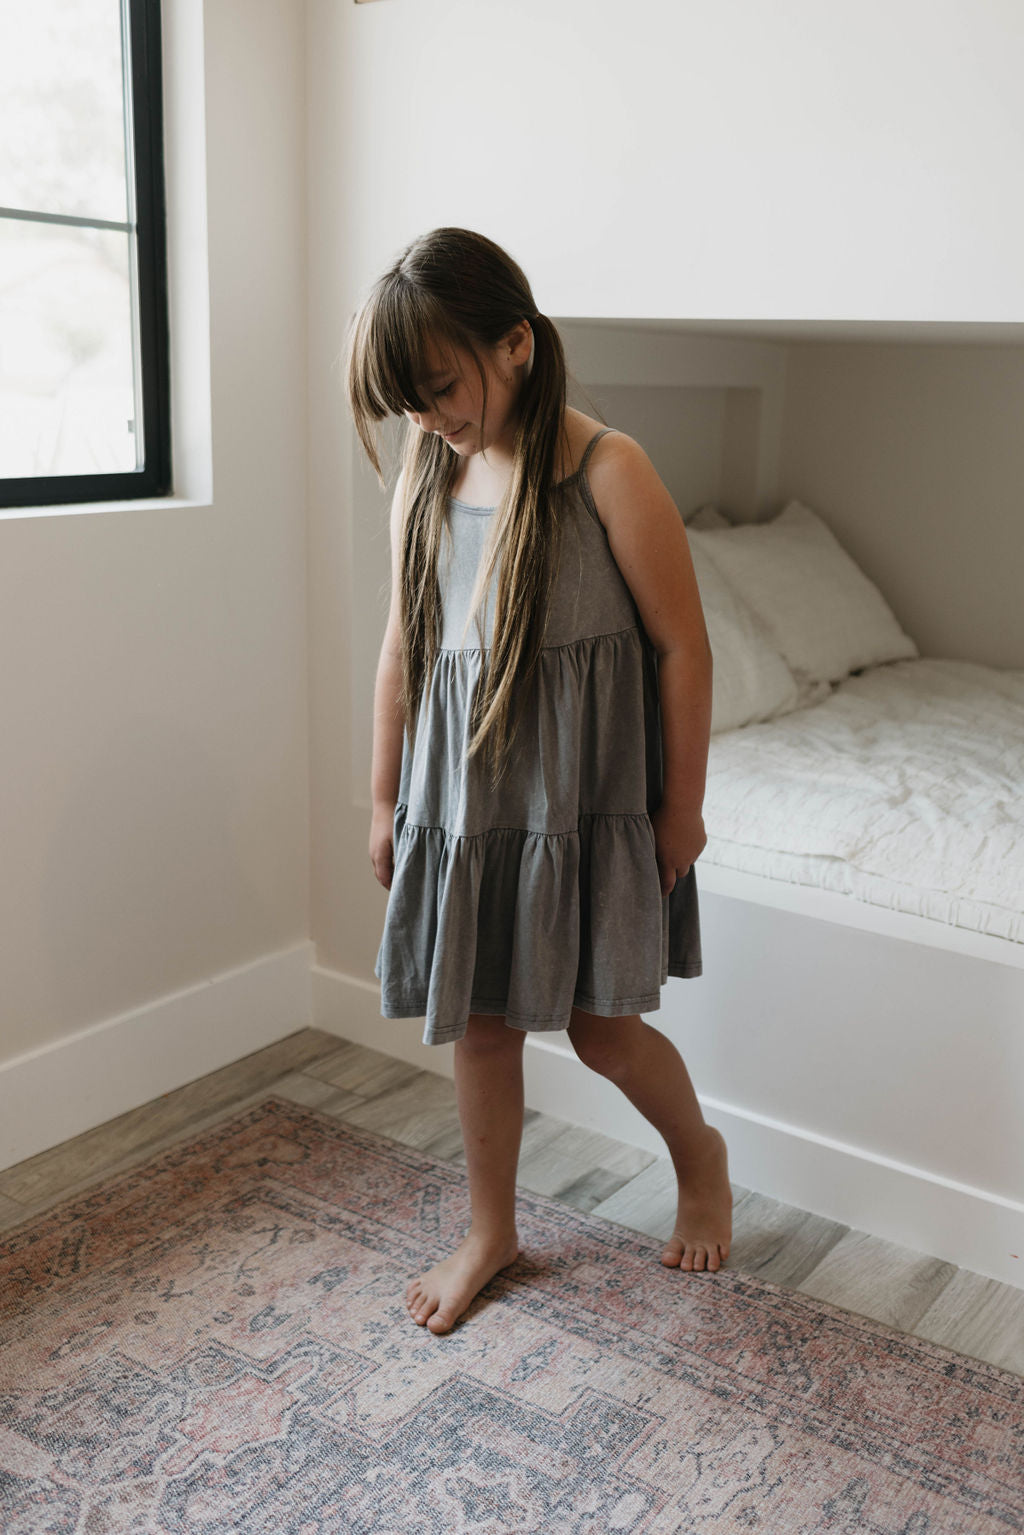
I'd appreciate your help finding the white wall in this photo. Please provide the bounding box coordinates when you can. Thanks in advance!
[780,341,1024,669]
[328,0,1024,324]
[572,325,1024,670]
[0,1,311,1142]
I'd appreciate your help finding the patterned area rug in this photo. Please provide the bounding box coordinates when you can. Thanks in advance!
[0,1096,1021,1534]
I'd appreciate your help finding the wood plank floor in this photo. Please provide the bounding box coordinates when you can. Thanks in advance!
[2,1027,1021,1378]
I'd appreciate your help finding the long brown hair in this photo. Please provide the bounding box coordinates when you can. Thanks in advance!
[345,227,569,777]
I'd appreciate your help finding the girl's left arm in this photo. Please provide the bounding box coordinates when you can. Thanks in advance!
[588,434,713,895]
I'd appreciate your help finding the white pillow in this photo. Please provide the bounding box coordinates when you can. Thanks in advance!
[687,534,801,732]
[686,503,732,530]
[694,500,919,686]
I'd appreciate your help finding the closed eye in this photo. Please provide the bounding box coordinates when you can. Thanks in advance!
[434,382,455,398]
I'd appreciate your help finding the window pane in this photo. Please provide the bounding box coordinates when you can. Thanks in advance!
[0,217,139,478]
[0,0,128,223]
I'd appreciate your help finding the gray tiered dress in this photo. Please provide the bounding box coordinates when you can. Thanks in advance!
[376,427,703,1046]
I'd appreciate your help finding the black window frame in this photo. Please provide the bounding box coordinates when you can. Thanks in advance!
[0,0,171,510]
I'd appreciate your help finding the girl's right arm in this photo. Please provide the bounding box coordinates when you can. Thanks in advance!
[369,475,407,890]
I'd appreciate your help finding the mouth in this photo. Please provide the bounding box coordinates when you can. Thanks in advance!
[442,424,467,442]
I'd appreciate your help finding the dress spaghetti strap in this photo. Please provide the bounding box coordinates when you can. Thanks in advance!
[576,426,615,479]
[573,427,616,527]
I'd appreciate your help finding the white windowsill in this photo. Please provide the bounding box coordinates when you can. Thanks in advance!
[0,495,212,520]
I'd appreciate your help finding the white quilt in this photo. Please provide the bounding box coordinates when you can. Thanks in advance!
[701,658,1024,944]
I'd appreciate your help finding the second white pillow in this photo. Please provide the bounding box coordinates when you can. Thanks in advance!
[685,503,732,530]
[687,534,801,732]
[694,500,918,685]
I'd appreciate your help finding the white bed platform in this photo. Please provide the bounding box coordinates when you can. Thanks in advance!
[658,860,1024,1289]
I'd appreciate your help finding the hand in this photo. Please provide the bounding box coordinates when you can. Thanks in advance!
[651,804,707,897]
[369,804,396,889]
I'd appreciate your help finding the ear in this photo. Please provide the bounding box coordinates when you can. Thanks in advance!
[502,319,534,366]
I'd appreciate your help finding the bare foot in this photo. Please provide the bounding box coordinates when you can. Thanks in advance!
[661,1124,733,1273]
[405,1231,520,1335]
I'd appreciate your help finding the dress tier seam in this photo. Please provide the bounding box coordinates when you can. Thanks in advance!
[395,808,655,840]
[435,623,639,657]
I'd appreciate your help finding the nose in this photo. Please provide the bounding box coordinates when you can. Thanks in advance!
[405,406,439,433]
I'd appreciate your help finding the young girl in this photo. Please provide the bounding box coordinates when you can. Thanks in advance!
[346,227,732,1336]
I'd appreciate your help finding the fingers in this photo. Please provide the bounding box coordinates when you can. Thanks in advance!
[375,857,393,890]
[659,861,696,897]
[370,841,394,889]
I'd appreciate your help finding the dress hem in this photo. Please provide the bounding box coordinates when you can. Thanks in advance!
[379,966,703,1043]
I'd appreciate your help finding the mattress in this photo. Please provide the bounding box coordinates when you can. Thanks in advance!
[701,657,1024,944]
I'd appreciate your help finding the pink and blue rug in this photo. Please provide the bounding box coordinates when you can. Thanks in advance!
[1,1096,1021,1532]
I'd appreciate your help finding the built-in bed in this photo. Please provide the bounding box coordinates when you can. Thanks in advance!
[651,494,1024,1288]
[687,500,1024,950]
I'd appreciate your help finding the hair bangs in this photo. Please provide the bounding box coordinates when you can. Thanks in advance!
[372,282,471,417]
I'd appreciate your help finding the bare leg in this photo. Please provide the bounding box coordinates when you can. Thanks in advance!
[567,1008,732,1272]
[405,1014,525,1333]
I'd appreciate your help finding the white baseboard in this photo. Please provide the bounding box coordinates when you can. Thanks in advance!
[316,965,1024,1290]
[6,952,1019,1292]
[0,940,315,1172]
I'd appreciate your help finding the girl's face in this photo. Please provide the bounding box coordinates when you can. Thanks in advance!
[404,325,532,458]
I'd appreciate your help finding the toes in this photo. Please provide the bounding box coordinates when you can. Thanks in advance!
[662,1235,729,1274]
[426,1309,454,1335]
[405,1282,436,1325]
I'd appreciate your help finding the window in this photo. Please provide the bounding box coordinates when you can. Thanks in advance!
[0,0,170,508]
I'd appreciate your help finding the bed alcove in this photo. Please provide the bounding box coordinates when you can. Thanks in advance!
[346,316,1024,1289]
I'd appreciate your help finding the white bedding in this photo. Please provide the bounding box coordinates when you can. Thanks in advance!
[701,657,1024,944]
